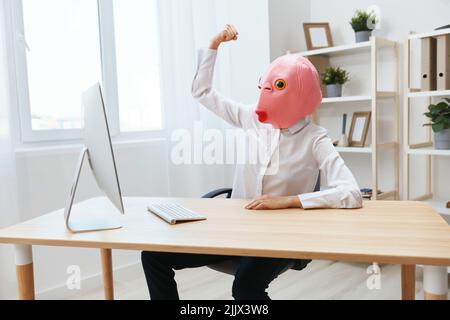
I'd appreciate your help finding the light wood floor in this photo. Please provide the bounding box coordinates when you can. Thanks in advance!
[63,260,450,300]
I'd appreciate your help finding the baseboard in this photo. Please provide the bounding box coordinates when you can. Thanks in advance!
[36,261,143,300]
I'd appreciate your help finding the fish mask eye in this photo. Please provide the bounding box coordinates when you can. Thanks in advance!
[275,79,286,90]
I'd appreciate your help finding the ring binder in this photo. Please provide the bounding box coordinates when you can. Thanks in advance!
[421,37,437,91]
[437,34,450,90]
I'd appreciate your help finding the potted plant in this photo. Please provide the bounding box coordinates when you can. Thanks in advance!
[350,10,377,43]
[321,67,350,98]
[424,99,450,150]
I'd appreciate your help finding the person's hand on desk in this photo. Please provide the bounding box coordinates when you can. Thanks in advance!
[245,195,303,211]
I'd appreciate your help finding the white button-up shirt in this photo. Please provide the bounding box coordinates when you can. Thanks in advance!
[192,49,362,209]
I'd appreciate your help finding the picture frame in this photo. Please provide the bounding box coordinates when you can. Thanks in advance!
[303,23,334,50]
[348,112,371,147]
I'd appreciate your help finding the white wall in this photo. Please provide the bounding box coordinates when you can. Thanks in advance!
[268,0,310,61]
[215,0,272,104]
[310,0,450,45]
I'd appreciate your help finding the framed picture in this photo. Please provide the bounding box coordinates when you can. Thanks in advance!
[349,112,372,147]
[303,23,334,50]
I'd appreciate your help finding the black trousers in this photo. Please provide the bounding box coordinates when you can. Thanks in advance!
[141,251,294,300]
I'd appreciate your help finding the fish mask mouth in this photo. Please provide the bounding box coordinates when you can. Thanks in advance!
[255,54,323,129]
[255,110,268,123]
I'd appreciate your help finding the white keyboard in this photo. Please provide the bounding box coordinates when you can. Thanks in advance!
[147,203,207,225]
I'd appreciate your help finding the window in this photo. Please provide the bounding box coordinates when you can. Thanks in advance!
[22,0,101,131]
[13,0,163,142]
[113,0,162,132]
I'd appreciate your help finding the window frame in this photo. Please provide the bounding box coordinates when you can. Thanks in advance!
[8,0,165,143]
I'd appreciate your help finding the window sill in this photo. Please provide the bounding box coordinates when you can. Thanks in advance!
[15,137,167,158]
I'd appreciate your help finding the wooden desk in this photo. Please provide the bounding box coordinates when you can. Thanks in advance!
[0,197,449,300]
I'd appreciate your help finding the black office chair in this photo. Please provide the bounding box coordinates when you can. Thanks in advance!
[201,175,320,276]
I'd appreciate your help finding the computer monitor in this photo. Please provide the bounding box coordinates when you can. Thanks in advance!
[64,83,124,233]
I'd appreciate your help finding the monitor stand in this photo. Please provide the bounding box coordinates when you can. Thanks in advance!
[64,148,123,233]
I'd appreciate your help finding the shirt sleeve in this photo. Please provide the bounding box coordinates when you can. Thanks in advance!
[191,49,255,129]
[299,131,363,209]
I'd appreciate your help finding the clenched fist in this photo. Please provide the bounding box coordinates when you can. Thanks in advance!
[209,24,239,50]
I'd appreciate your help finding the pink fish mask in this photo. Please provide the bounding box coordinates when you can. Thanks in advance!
[255,54,322,129]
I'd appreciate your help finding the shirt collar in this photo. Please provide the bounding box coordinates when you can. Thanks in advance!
[284,117,311,135]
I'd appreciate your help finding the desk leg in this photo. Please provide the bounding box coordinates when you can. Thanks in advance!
[424,266,448,300]
[14,245,35,300]
[401,265,416,300]
[100,249,114,300]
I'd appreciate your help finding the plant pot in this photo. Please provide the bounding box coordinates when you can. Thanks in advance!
[355,31,372,43]
[326,84,342,98]
[435,129,450,150]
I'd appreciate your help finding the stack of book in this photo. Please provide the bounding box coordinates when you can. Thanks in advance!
[360,188,382,200]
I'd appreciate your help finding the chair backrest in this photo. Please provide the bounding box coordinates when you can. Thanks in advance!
[201,188,232,199]
[314,172,321,192]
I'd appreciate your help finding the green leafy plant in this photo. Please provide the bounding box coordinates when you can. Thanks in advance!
[350,10,377,32]
[321,67,350,86]
[423,99,450,133]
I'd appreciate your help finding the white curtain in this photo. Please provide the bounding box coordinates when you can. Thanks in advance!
[158,0,235,197]
[0,0,20,299]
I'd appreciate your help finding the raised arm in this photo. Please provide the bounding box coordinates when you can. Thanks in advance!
[192,25,255,129]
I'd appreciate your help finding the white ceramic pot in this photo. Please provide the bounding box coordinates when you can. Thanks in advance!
[326,84,342,98]
[355,31,372,43]
[435,129,450,150]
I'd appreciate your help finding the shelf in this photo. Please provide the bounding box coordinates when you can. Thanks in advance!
[426,199,450,216]
[408,90,450,98]
[408,147,450,156]
[408,28,450,40]
[299,41,371,57]
[298,37,396,57]
[362,190,398,201]
[335,147,372,154]
[321,92,396,104]
[322,96,371,104]
[376,190,398,200]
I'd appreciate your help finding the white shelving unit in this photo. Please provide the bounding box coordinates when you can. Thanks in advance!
[404,27,450,288]
[403,28,450,215]
[300,37,400,200]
